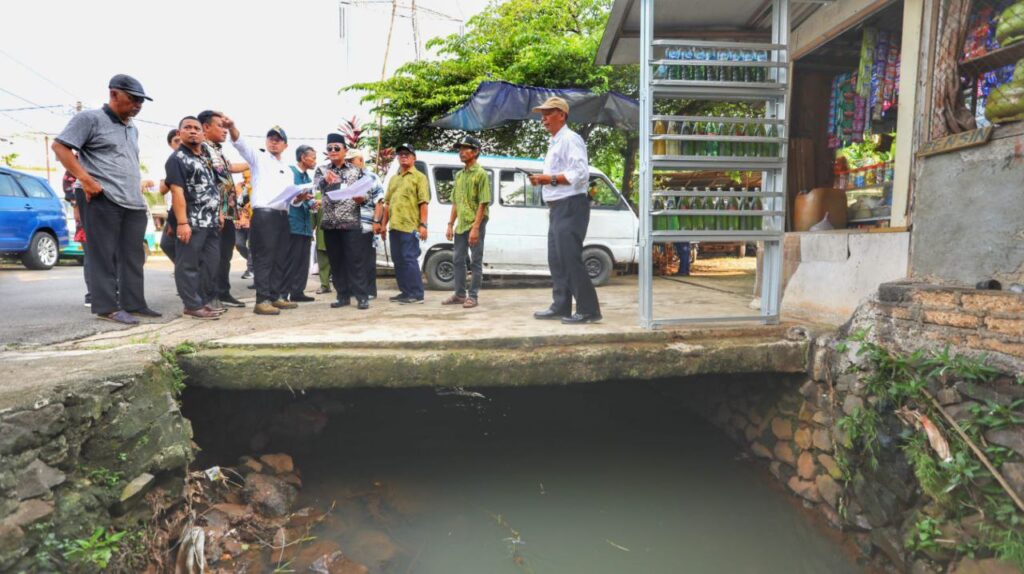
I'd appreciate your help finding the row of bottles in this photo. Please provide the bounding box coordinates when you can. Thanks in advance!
[653,119,781,157]
[655,46,770,83]
[652,188,765,231]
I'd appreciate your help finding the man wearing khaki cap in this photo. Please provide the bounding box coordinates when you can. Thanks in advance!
[529,96,601,324]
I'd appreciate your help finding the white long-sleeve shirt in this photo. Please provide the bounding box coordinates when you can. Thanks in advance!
[230,135,292,211]
[542,125,589,202]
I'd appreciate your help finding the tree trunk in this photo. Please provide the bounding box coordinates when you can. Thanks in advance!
[622,133,638,202]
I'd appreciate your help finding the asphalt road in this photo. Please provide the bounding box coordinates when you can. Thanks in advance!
[1,255,220,347]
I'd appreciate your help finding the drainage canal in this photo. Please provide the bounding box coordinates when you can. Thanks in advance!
[182,376,863,573]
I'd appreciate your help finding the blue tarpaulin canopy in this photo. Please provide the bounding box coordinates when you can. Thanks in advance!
[430,81,639,132]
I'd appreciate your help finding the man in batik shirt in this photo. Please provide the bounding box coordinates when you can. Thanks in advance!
[199,110,248,309]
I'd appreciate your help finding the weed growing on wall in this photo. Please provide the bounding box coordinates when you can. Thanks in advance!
[835,329,1024,567]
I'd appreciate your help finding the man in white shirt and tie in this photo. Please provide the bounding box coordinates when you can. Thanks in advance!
[224,117,298,315]
[529,96,602,324]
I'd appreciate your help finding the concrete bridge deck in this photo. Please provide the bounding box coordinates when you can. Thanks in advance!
[0,273,830,409]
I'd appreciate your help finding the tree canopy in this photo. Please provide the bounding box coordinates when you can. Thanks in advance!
[345,0,635,176]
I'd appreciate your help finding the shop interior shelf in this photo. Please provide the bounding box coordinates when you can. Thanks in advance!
[652,190,786,198]
[652,230,783,242]
[959,41,1024,77]
[843,186,889,195]
[847,215,891,224]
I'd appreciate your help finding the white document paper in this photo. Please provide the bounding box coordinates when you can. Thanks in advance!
[269,183,314,208]
[326,176,374,201]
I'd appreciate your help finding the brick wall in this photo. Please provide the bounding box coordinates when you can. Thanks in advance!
[874,282,1024,371]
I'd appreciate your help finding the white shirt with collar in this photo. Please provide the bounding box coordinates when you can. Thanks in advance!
[230,135,293,211]
[542,125,589,202]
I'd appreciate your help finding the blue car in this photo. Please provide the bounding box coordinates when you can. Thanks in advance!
[0,167,69,270]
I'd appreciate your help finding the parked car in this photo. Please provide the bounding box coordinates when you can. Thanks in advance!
[0,167,69,270]
[379,152,638,290]
[62,200,160,264]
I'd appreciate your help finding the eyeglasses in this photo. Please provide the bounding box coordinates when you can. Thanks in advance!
[327,145,345,152]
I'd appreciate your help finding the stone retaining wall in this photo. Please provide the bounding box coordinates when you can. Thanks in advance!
[0,361,193,571]
[680,282,1024,573]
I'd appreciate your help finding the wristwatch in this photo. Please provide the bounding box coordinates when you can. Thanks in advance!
[549,174,558,186]
[418,223,428,230]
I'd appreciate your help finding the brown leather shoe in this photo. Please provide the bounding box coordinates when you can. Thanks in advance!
[271,299,298,310]
[442,294,466,305]
[254,302,281,315]
[463,297,478,308]
[184,307,220,320]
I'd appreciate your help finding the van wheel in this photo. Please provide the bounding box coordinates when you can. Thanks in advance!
[583,247,613,286]
[424,249,455,291]
[22,232,59,270]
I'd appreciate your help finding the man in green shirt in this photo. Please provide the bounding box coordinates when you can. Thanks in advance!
[443,136,490,308]
[376,143,429,303]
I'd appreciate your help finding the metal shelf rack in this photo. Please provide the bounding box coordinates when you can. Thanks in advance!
[638,0,790,329]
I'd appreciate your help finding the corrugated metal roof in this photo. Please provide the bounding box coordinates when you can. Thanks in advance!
[595,0,821,66]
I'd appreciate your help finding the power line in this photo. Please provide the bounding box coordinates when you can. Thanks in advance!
[0,48,83,101]
[0,105,63,113]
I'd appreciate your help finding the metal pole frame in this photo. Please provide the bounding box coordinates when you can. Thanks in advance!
[760,0,788,324]
[638,0,789,329]
[638,0,654,329]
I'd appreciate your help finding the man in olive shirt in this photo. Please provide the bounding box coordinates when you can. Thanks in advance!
[375,143,429,304]
[443,136,490,308]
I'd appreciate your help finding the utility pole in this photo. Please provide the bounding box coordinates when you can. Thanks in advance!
[410,0,421,60]
[377,0,399,156]
[44,135,51,187]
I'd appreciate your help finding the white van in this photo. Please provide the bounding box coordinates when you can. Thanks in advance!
[378,151,637,290]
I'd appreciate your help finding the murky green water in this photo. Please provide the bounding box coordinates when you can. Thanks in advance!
[294,383,863,574]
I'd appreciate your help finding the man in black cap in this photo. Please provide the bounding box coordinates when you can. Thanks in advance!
[225,117,297,315]
[314,134,371,309]
[443,135,490,308]
[53,74,161,325]
[377,143,429,304]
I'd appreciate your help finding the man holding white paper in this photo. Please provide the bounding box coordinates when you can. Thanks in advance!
[226,117,297,315]
[314,133,372,310]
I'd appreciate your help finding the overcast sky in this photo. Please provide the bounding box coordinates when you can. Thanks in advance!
[0,0,491,174]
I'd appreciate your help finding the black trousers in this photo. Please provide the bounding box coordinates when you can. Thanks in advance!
[323,228,369,301]
[215,220,236,297]
[250,209,290,304]
[84,194,148,315]
[284,234,313,297]
[547,194,600,316]
[73,188,92,296]
[235,227,252,273]
[174,227,220,310]
[365,236,377,297]
[160,226,176,263]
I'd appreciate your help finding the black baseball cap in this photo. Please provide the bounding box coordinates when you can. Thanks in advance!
[266,126,288,143]
[395,143,416,155]
[108,74,152,101]
[454,135,482,150]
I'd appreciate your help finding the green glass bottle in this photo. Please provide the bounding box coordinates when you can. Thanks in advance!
[767,122,780,157]
[733,122,745,157]
[705,119,719,157]
[745,121,759,157]
[727,188,740,230]
[714,187,725,230]
[752,188,763,230]
[691,193,704,230]
[702,188,716,231]
[694,121,707,156]
[720,119,732,157]
[680,121,694,156]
